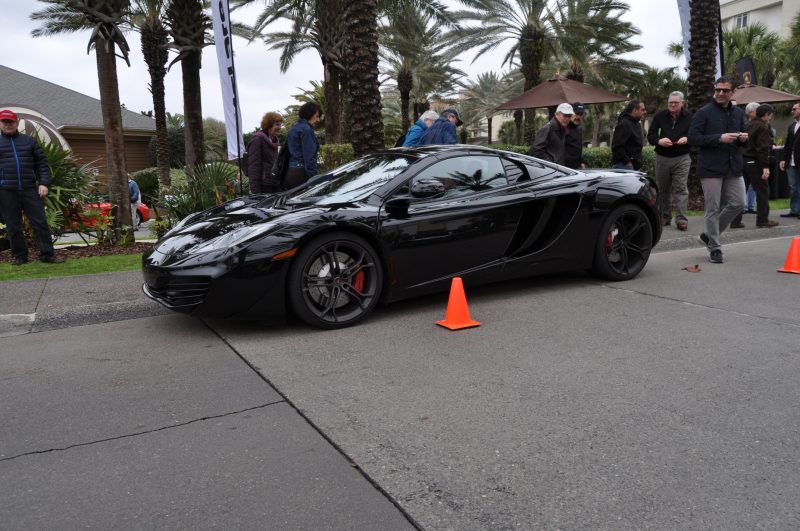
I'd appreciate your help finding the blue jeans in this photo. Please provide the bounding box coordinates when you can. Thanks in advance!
[0,188,55,260]
[787,165,800,214]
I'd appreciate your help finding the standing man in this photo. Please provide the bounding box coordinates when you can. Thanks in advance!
[419,108,462,145]
[529,102,573,165]
[0,109,63,265]
[688,76,748,264]
[779,102,800,218]
[285,102,321,190]
[647,91,692,231]
[736,104,780,228]
[564,102,585,170]
[611,100,646,170]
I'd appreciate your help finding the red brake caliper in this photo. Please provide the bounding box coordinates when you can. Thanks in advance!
[353,271,365,292]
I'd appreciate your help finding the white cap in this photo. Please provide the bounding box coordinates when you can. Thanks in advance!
[556,103,574,115]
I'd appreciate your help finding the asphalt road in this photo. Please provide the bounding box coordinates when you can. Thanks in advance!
[2,230,799,529]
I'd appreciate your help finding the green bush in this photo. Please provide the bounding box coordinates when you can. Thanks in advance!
[318,144,355,171]
[582,146,611,168]
[162,161,240,222]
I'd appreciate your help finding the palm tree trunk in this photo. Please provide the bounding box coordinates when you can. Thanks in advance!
[519,25,547,144]
[142,24,171,189]
[688,0,720,114]
[398,68,413,132]
[95,39,133,245]
[487,116,493,145]
[182,50,205,168]
[324,61,342,144]
[344,0,385,157]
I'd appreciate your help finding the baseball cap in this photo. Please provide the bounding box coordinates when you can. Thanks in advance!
[556,103,574,115]
[0,109,18,122]
[441,108,464,126]
[571,102,586,115]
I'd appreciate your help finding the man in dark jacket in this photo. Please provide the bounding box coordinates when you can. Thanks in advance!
[647,91,692,230]
[688,76,748,264]
[419,108,461,145]
[0,109,63,265]
[778,102,800,218]
[564,102,585,169]
[611,100,646,169]
[529,103,573,165]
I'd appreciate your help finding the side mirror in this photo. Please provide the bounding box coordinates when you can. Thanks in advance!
[410,178,446,198]
[384,197,411,218]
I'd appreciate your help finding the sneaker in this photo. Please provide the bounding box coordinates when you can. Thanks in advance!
[730,221,745,229]
[39,255,65,264]
[745,209,756,214]
[756,220,779,228]
[779,212,799,217]
[709,250,723,263]
[12,256,28,266]
[697,233,709,246]
[676,219,688,231]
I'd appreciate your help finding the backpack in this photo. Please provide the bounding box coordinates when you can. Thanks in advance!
[271,138,291,184]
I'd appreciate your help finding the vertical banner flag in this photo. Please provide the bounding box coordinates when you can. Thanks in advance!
[211,0,245,160]
[677,0,722,78]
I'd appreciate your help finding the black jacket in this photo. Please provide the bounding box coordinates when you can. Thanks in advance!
[564,121,583,169]
[688,100,747,178]
[611,112,644,169]
[783,120,800,167]
[529,118,566,165]
[246,130,280,193]
[647,108,692,157]
[0,131,50,190]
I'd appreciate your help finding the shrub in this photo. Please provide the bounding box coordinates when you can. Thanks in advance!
[318,144,355,172]
[131,167,159,204]
[162,161,240,222]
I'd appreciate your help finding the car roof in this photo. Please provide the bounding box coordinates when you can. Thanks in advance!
[386,144,513,158]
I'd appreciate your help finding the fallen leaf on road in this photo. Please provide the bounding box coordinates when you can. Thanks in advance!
[682,264,701,273]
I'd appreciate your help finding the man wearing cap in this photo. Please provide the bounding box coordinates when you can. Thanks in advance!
[419,108,462,145]
[0,109,64,265]
[529,102,573,165]
[647,91,692,231]
[564,102,586,169]
[611,100,646,170]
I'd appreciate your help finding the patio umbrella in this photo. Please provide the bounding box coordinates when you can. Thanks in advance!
[496,76,627,110]
[732,84,800,104]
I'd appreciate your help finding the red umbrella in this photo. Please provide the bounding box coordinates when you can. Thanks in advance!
[732,84,800,104]
[496,76,627,110]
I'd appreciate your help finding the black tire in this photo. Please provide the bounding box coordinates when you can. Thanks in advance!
[288,231,383,329]
[592,203,653,281]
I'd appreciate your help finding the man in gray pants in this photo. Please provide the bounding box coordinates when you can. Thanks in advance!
[647,91,692,230]
[688,76,748,264]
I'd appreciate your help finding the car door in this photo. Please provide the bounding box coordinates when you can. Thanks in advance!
[378,154,526,291]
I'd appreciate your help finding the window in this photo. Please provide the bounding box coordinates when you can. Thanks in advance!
[411,156,508,197]
[734,12,748,28]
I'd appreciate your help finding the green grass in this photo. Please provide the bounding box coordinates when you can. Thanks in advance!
[0,253,143,281]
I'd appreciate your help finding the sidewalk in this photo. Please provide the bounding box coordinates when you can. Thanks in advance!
[2,209,799,337]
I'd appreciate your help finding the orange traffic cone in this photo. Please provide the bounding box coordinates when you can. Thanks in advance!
[436,277,480,330]
[778,237,800,274]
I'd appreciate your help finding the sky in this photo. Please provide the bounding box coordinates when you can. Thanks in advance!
[2,1,685,133]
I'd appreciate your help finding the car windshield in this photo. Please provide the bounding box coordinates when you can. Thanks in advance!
[286,155,413,206]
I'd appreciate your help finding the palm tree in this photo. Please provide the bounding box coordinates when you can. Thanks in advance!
[687,0,720,114]
[31,0,135,244]
[630,66,687,116]
[165,0,209,169]
[722,23,780,87]
[460,71,519,144]
[343,0,384,156]
[456,0,639,142]
[130,0,171,189]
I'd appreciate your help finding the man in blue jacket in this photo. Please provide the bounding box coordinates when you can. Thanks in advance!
[402,110,439,147]
[688,76,748,264]
[419,108,462,145]
[285,102,321,189]
[0,109,63,265]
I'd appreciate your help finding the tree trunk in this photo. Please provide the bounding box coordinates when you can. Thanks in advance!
[344,0,385,157]
[398,67,413,132]
[95,39,133,245]
[142,24,171,190]
[513,110,523,145]
[182,50,205,169]
[487,116,493,145]
[324,60,343,144]
[519,25,547,144]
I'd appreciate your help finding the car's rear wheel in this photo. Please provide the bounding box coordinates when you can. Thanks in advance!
[288,232,383,329]
[592,204,653,281]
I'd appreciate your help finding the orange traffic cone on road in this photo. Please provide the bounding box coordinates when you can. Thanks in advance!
[436,277,480,330]
[778,237,800,274]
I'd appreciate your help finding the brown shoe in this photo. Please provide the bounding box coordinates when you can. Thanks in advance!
[676,220,688,231]
[756,220,779,228]
[730,221,745,229]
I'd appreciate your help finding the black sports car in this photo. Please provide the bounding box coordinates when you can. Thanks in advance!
[142,146,660,328]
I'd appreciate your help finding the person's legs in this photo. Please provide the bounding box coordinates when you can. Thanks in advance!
[0,189,29,260]
[746,185,756,211]
[719,175,746,235]
[655,155,672,223]
[672,154,690,223]
[700,177,723,252]
[19,188,55,259]
[750,166,771,223]
[787,166,800,214]
[730,168,750,227]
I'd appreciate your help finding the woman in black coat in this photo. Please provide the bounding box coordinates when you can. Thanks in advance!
[247,112,283,194]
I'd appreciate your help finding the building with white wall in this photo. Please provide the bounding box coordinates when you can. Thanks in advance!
[720,0,800,37]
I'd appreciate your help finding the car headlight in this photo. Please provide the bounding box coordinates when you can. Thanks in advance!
[189,223,275,254]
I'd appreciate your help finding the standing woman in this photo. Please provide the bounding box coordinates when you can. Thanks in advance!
[738,104,779,228]
[247,112,283,194]
[285,102,321,189]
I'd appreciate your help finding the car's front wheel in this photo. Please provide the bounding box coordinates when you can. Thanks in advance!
[288,232,383,329]
[592,203,653,281]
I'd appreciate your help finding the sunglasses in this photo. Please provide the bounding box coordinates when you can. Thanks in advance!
[714,88,732,93]
[1,119,16,124]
